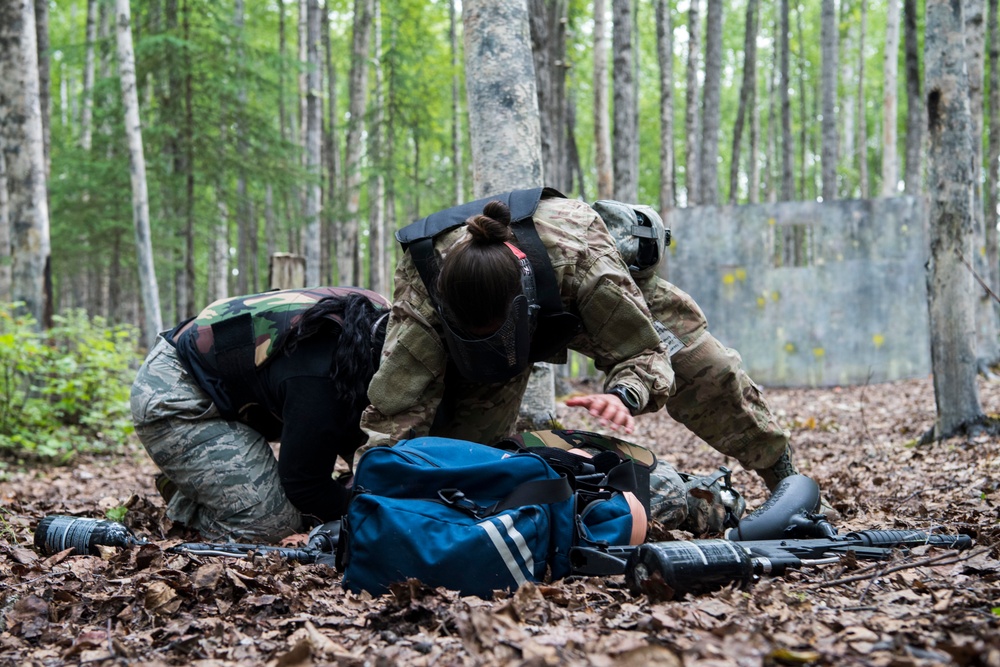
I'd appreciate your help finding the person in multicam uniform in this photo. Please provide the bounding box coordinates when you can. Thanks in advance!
[359,187,821,535]
[130,287,390,543]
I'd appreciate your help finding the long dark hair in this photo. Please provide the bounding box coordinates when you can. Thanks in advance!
[272,293,388,413]
[436,200,522,332]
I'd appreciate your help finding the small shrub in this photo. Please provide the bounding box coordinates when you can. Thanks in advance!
[0,303,142,461]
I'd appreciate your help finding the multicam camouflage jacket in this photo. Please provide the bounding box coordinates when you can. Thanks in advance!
[360,196,675,449]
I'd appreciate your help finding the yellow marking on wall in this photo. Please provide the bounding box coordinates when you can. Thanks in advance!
[872,334,885,348]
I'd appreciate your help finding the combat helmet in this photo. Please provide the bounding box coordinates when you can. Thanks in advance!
[592,200,671,275]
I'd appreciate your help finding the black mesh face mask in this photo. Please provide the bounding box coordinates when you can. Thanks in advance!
[438,243,539,383]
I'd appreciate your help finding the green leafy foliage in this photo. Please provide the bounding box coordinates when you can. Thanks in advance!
[0,304,141,462]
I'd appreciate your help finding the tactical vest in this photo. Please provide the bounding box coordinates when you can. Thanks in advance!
[396,187,583,364]
[172,286,389,419]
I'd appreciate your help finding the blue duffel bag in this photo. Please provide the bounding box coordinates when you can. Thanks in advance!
[338,437,577,598]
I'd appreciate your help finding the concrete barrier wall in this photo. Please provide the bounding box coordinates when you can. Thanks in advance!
[661,197,929,387]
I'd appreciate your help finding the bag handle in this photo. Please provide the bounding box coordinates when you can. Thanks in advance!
[437,476,573,519]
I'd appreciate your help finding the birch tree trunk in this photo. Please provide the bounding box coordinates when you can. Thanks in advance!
[820,0,839,202]
[450,0,464,203]
[463,0,552,428]
[80,0,97,151]
[987,0,1000,303]
[858,0,869,198]
[611,0,637,202]
[367,0,387,295]
[340,0,372,285]
[0,0,51,325]
[593,0,613,199]
[116,0,161,346]
[699,0,722,204]
[924,0,986,439]
[903,0,923,192]
[684,0,701,205]
[304,0,322,287]
[780,0,794,200]
[881,0,901,196]
[728,0,757,204]
[656,0,675,209]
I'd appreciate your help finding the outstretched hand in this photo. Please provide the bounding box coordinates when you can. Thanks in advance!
[564,393,635,434]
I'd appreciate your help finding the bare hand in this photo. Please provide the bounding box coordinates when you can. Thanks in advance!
[564,393,635,434]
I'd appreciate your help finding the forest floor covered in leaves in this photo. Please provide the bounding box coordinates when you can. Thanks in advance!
[1,373,999,666]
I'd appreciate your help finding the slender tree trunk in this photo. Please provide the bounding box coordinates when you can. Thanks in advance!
[964,0,999,366]
[988,0,1000,305]
[450,0,464,203]
[367,0,386,295]
[903,0,923,192]
[611,0,637,202]
[593,0,613,199]
[80,0,97,151]
[0,147,10,302]
[530,0,570,193]
[684,0,701,205]
[322,7,339,283]
[181,0,195,318]
[698,0,722,204]
[858,0,870,198]
[0,0,51,325]
[881,0,901,196]
[304,0,322,286]
[340,0,372,285]
[34,0,49,179]
[796,6,808,199]
[728,0,758,204]
[780,0,794,200]
[821,0,839,202]
[233,0,253,294]
[924,0,986,438]
[748,38,761,204]
[656,0,675,209]
[116,0,161,345]
[765,24,778,203]
[211,185,230,302]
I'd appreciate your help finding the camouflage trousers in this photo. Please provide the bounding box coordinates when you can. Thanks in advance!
[129,336,302,542]
[635,272,790,472]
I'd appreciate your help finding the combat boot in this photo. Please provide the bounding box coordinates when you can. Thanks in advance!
[755,446,799,492]
[755,446,840,521]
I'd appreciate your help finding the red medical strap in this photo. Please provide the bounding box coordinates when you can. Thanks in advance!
[504,241,527,260]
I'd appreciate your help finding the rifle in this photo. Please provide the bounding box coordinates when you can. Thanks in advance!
[569,474,973,600]
[33,515,340,566]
